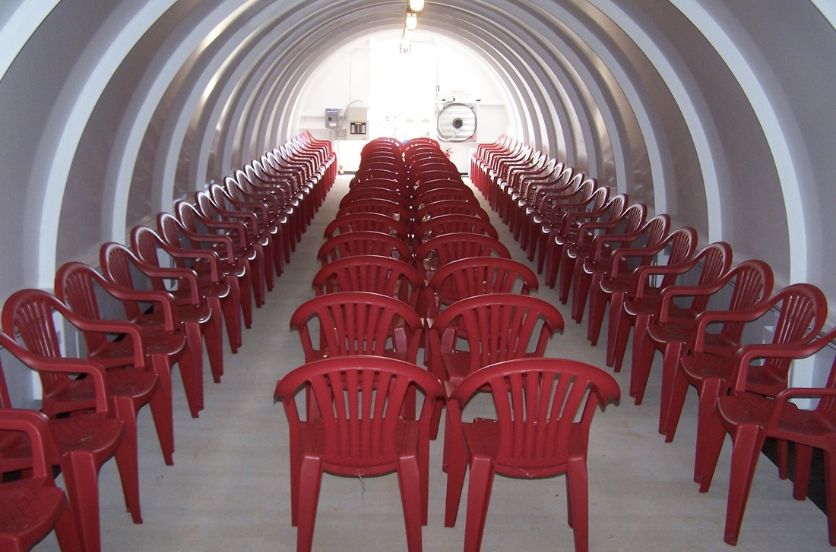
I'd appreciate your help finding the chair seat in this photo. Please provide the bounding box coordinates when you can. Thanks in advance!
[0,484,67,534]
[681,354,789,391]
[89,331,186,366]
[43,367,157,414]
[299,417,417,476]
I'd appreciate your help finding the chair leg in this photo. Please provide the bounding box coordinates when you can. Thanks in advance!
[54,497,85,552]
[605,293,627,369]
[586,285,605,345]
[558,253,575,305]
[179,328,204,416]
[824,450,836,545]
[724,425,766,545]
[144,378,175,466]
[463,455,496,552]
[693,379,725,482]
[444,423,469,527]
[203,315,224,383]
[659,342,685,438]
[629,331,657,403]
[397,456,424,552]
[567,455,590,552]
[697,407,728,493]
[112,432,142,524]
[60,451,101,552]
[792,443,812,500]
[662,353,690,442]
[296,455,323,552]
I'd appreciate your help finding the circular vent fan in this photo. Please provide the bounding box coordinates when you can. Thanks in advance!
[437,102,477,142]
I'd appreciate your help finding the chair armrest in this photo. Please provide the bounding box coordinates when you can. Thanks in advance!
[53,303,146,369]
[0,409,54,480]
[689,300,775,353]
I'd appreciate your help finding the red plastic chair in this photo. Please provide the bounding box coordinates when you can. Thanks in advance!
[415,214,497,244]
[339,187,409,209]
[0,332,134,552]
[634,260,774,438]
[673,283,828,484]
[414,200,490,224]
[557,201,645,304]
[588,226,698,356]
[323,212,410,240]
[336,197,411,218]
[206,185,278,291]
[424,257,539,319]
[528,173,591,272]
[193,191,270,308]
[571,212,669,323]
[414,233,511,282]
[97,243,203,418]
[317,231,413,267]
[2,289,173,466]
[624,242,733,397]
[425,293,564,386]
[230,168,300,257]
[412,187,478,210]
[697,326,836,545]
[290,291,423,366]
[617,242,733,375]
[0,409,83,552]
[210,182,286,279]
[273,356,445,552]
[176,199,262,314]
[312,255,424,311]
[444,357,621,552]
[160,209,246,348]
[129,226,224,383]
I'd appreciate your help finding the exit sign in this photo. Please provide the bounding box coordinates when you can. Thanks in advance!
[399,43,412,54]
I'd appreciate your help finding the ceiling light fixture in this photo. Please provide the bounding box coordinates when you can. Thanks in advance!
[405,12,418,31]
[408,0,425,14]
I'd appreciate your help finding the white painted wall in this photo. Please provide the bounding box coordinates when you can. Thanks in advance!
[295,32,510,172]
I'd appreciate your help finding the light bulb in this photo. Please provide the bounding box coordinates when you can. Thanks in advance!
[405,13,417,31]
[408,0,425,13]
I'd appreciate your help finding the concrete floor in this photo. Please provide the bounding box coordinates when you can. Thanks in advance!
[34,175,831,551]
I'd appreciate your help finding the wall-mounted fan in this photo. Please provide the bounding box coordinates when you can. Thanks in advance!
[436,102,477,142]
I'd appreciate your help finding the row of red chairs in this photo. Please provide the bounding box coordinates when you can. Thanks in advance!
[274,137,620,552]
[0,132,335,551]
[473,136,836,546]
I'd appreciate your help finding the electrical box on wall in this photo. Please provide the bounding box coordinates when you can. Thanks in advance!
[345,106,368,140]
[325,108,339,129]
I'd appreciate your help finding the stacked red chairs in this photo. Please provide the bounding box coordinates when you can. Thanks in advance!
[473,135,836,546]
[271,136,622,552]
[0,133,334,552]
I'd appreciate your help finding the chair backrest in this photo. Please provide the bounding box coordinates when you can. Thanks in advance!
[317,231,413,266]
[413,187,477,209]
[312,255,424,310]
[290,291,424,364]
[414,232,511,276]
[681,260,775,349]
[324,212,409,240]
[339,187,408,208]
[335,199,412,224]
[742,283,829,381]
[428,293,565,376]
[416,214,498,242]
[448,357,620,474]
[54,261,131,354]
[1,288,142,406]
[425,257,539,317]
[415,200,490,223]
[274,355,445,471]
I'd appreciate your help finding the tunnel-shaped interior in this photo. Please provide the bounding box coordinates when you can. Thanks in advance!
[0,0,835,314]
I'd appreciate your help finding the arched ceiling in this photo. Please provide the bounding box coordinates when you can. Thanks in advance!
[0,0,834,321]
